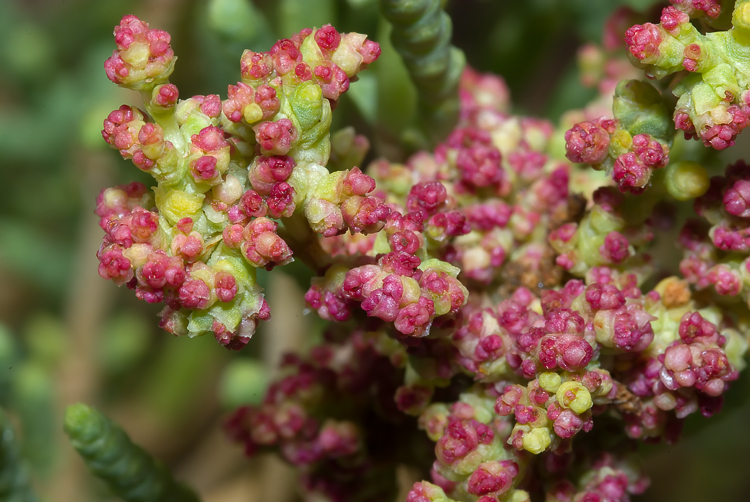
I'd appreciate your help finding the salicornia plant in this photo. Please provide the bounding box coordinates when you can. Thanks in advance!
[65,1,750,500]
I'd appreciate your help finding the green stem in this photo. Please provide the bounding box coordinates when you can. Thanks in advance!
[280,212,332,272]
[378,0,465,146]
[64,403,200,502]
[141,91,187,154]
[0,408,39,502]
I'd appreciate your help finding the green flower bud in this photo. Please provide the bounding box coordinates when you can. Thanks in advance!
[665,161,710,200]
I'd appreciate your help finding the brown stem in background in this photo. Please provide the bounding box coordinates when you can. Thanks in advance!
[48,149,115,501]
[260,270,308,501]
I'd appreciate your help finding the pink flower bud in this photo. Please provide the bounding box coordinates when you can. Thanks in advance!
[240,50,273,82]
[389,230,421,254]
[379,251,421,276]
[104,55,129,83]
[428,211,470,239]
[436,419,483,465]
[661,6,690,34]
[223,224,245,248]
[465,202,512,230]
[395,385,433,414]
[153,84,179,108]
[191,155,218,181]
[255,85,280,119]
[113,15,148,49]
[612,306,655,351]
[664,344,692,372]
[223,82,255,123]
[394,296,435,336]
[128,207,159,242]
[240,190,268,218]
[407,182,448,214]
[342,167,376,196]
[249,155,295,194]
[700,105,750,150]
[313,62,350,101]
[678,311,717,343]
[179,278,211,309]
[105,15,175,87]
[706,264,742,295]
[456,145,505,189]
[723,179,750,217]
[613,153,649,193]
[632,134,669,167]
[467,462,515,496]
[317,421,359,458]
[362,284,401,322]
[341,265,381,301]
[600,231,631,264]
[215,271,238,302]
[254,118,297,155]
[192,125,228,152]
[172,231,204,261]
[564,118,615,165]
[97,245,133,285]
[140,258,168,289]
[266,182,296,218]
[341,196,390,234]
[359,39,381,65]
[624,23,663,62]
[270,39,302,75]
[242,218,293,268]
[200,94,222,117]
[585,283,625,310]
[406,482,446,502]
[138,122,163,149]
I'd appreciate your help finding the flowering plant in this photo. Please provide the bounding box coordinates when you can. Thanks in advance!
[56,1,750,501]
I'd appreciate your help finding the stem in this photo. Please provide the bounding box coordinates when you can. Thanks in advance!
[279,212,331,272]
[50,149,114,501]
[142,90,187,154]
[378,0,465,146]
[64,403,200,502]
[0,408,39,502]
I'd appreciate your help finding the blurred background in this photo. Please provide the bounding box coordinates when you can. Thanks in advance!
[0,0,749,500]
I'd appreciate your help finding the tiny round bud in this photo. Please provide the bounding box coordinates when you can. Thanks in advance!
[665,161,709,201]
[521,427,551,454]
[538,372,562,393]
[556,382,593,414]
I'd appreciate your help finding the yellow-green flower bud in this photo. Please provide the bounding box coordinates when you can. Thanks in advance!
[556,381,593,414]
[521,427,552,454]
[665,161,710,200]
[538,372,562,393]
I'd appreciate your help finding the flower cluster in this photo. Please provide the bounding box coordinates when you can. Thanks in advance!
[224,52,748,502]
[93,9,750,502]
[225,327,417,501]
[624,0,750,149]
[678,160,750,303]
[97,15,382,349]
[564,80,672,194]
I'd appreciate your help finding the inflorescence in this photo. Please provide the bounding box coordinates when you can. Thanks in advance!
[93,5,750,501]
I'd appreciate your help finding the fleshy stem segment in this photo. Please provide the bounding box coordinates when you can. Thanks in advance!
[378,0,465,146]
[0,408,38,502]
[64,403,200,502]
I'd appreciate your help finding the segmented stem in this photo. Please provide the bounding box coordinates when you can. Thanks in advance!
[378,0,465,145]
[64,403,200,502]
[0,408,39,502]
